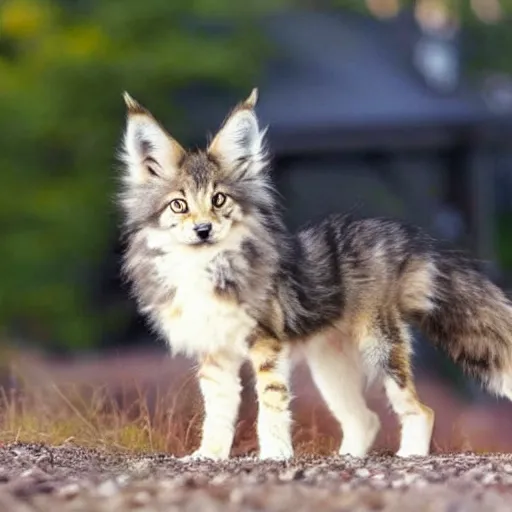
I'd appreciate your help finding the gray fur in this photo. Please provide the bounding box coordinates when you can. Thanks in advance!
[119,94,512,408]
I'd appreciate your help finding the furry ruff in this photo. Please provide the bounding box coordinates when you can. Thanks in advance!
[117,88,512,461]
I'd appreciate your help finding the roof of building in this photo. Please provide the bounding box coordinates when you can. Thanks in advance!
[183,9,512,154]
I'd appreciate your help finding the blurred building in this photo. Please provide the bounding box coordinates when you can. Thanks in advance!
[186,9,512,279]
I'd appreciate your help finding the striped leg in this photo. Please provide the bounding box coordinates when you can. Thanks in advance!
[250,336,294,460]
[384,319,434,457]
[189,351,243,460]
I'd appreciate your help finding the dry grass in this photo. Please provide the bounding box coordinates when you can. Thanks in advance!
[0,377,197,455]
[1,349,512,457]
[0,351,202,454]
[0,367,341,457]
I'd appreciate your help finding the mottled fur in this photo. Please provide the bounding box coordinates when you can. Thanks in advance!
[118,89,512,460]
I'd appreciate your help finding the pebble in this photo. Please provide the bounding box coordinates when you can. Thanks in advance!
[3,443,512,510]
[131,490,152,506]
[35,454,52,465]
[130,459,153,478]
[19,467,48,482]
[96,479,119,498]
[279,468,305,482]
[116,474,130,487]
[210,472,231,485]
[58,483,81,500]
[481,473,498,486]
[402,473,419,486]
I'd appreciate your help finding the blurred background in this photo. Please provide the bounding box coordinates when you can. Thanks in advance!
[3,0,512,454]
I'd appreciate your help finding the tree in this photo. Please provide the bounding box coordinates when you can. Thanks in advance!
[0,0,286,350]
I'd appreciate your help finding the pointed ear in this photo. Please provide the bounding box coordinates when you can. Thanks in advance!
[120,92,185,185]
[208,88,267,176]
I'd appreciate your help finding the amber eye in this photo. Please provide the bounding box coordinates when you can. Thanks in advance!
[169,198,188,214]
[212,192,227,208]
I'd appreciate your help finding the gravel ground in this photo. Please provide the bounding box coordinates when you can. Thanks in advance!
[1,443,512,511]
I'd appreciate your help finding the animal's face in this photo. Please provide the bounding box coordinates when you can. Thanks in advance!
[119,89,272,250]
[157,158,244,246]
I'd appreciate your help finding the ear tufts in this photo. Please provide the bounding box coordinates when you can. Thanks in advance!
[123,91,147,116]
[121,95,185,184]
[207,88,267,176]
[243,88,258,109]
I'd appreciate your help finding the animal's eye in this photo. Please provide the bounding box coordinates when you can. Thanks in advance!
[212,192,227,208]
[169,199,188,214]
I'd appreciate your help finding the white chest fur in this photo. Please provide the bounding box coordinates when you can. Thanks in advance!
[152,243,256,358]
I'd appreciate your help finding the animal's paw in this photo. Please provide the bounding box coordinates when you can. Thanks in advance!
[258,441,294,461]
[179,448,229,462]
[339,411,380,458]
[396,448,429,458]
[178,450,210,462]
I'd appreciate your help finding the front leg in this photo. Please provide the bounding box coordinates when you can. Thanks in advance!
[190,352,243,460]
[249,335,294,460]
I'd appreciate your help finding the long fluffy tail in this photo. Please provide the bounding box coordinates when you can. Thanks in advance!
[408,250,512,399]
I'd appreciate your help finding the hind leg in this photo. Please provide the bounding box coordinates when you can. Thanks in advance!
[305,333,380,457]
[383,320,434,457]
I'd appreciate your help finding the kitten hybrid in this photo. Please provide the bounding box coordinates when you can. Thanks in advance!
[119,89,512,460]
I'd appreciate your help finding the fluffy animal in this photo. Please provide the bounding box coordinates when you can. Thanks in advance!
[118,88,512,460]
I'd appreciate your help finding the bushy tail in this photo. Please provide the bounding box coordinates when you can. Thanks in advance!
[409,251,512,399]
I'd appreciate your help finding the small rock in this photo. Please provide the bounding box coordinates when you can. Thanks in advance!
[130,459,153,477]
[131,490,152,506]
[391,479,406,489]
[35,454,52,466]
[96,479,118,498]
[58,483,81,500]
[355,468,370,478]
[33,481,55,494]
[179,475,209,489]
[402,473,418,486]
[481,473,498,486]
[326,471,342,480]
[19,467,48,482]
[279,468,305,482]
[116,474,130,487]
[210,472,231,485]
[304,467,320,479]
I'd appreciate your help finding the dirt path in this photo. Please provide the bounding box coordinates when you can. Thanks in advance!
[1,443,512,511]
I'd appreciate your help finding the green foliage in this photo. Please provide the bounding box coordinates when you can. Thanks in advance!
[0,0,286,350]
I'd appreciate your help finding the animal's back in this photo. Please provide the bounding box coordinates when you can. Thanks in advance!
[291,214,437,329]
[297,213,512,385]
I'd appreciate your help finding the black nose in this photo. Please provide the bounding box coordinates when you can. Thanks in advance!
[194,222,212,241]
